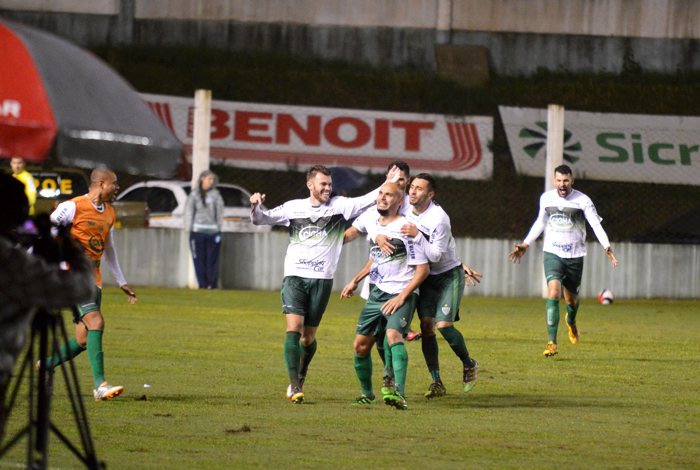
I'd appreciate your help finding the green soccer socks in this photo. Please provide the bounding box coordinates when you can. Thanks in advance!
[354,354,374,398]
[284,331,302,387]
[566,300,580,326]
[86,329,105,389]
[299,339,317,378]
[46,337,86,372]
[546,298,560,344]
[438,325,471,366]
[390,342,408,397]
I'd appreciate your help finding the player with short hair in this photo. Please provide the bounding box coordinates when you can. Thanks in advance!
[10,156,37,216]
[400,173,481,398]
[509,164,618,356]
[249,164,401,404]
[45,169,137,401]
[341,182,429,410]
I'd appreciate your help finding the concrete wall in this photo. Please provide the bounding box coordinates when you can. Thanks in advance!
[102,229,700,299]
[4,0,700,74]
[6,0,700,39]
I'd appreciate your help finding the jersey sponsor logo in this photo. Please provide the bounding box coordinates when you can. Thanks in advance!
[88,236,104,254]
[298,226,327,241]
[297,259,326,272]
[551,242,574,253]
[549,213,573,229]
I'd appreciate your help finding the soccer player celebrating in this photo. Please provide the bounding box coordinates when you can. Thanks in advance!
[249,164,400,404]
[399,174,481,398]
[509,164,618,356]
[46,169,137,401]
[341,182,429,410]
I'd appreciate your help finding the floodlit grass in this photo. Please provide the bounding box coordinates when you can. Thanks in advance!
[3,288,699,469]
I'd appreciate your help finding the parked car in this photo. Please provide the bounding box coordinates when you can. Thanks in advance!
[116,180,271,232]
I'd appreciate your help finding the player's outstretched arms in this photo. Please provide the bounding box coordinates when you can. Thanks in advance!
[463,264,483,286]
[509,243,529,264]
[249,192,265,206]
[606,246,618,267]
[375,234,395,256]
[385,166,401,184]
[344,226,361,244]
[121,284,137,305]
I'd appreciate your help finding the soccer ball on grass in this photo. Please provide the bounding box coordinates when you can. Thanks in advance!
[598,289,614,305]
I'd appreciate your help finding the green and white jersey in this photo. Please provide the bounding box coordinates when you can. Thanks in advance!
[353,209,428,295]
[524,189,609,258]
[405,201,462,275]
[251,189,379,279]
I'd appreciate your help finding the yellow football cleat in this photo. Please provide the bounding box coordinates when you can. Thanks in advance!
[543,341,558,357]
[567,322,579,344]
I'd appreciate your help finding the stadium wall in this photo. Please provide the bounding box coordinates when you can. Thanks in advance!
[101,229,700,299]
[4,0,700,74]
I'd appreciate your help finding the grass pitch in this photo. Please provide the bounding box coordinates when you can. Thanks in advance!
[2,288,699,469]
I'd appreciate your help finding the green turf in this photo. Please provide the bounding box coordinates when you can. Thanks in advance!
[3,288,699,469]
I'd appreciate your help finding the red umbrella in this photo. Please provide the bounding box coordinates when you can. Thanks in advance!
[0,19,182,176]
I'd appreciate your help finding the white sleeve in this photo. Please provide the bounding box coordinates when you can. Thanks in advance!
[584,198,609,248]
[412,222,450,263]
[338,185,382,220]
[523,199,546,245]
[351,211,369,234]
[102,226,127,287]
[51,200,77,225]
[406,236,428,265]
[251,203,290,227]
[591,223,611,249]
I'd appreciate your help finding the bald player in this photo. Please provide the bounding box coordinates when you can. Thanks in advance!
[45,169,137,401]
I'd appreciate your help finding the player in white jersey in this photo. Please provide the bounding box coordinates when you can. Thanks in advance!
[250,164,401,404]
[510,165,618,357]
[340,182,429,410]
[400,174,481,398]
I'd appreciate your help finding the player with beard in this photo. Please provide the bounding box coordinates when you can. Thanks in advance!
[341,182,429,410]
[45,169,137,401]
[250,165,400,404]
[509,165,618,356]
[400,173,480,398]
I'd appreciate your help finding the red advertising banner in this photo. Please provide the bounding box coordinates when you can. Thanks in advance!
[141,93,493,179]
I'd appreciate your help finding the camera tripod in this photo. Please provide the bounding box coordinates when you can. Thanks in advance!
[0,308,103,470]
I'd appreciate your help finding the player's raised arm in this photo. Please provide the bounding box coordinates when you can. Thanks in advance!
[509,242,529,264]
[249,193,290,227]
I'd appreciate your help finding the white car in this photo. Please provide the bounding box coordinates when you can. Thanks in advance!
[116,180,271,233]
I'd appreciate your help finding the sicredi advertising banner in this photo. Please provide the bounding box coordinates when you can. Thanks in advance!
[141,93,493,179]
[500,106,700,185]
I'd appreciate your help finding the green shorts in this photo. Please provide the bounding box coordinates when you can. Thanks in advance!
[416,265,465,323]
[356,285,417,338]
[543,252,584,295]
[280,276,334,328]
[74,287,102,324]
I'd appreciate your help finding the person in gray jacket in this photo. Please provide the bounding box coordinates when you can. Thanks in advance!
[184,170,225,289]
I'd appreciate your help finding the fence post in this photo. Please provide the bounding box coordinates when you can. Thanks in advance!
[542,104,565,297]
[188,89,212,289]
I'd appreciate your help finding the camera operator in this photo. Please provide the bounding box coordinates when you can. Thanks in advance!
[0,174,95,442]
